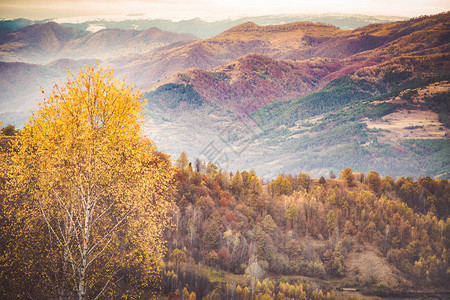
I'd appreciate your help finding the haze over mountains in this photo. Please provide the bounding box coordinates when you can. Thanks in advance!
[0,12,449,178]
[0,22,197,63]
[1,14,407,38]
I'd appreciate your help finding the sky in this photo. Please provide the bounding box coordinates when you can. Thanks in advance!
[0,0,449,21]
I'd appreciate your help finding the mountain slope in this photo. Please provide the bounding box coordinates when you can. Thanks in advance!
[120,12,449,88]
[0,22,89,63]
[146,53,342,113]
[241,75,450,178]
[0,23,198,63]
[141,13,450,178]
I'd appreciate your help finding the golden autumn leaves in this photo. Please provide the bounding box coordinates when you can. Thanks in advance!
[1,65,175,299]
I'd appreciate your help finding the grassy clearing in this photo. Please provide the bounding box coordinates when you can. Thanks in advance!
[200,265,247,285]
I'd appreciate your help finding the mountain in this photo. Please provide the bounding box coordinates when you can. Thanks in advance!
[117,21,346,85]
[144,12,449,110]
[0,13,448,178]
[59,27,197,61]
[0,22,197,63]
[142,12,449,178]
[121,12,449,88]
[0,22,89,63]
[0,14,407,39]
[147,53,338,113]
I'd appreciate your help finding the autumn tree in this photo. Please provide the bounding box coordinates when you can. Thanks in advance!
[170,249,187,266]
[327,210,337,238]
[262,214,277,234]
[268,175,292,196]
[217,247,232,270]
[297,173,311,192]
[3,66,174,299]
[319,176,326,185]
[195,158,202,173]
[367,171,381,194]
[176,151,190,169]
[231,171,244,198]
[285,239,302,259]
[1,124,17,136]
[340,168,355,187]
[329,170,336,179]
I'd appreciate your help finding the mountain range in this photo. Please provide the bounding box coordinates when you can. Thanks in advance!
[0,22,197,63]
[1,14,407,38]
[0,12,449,178]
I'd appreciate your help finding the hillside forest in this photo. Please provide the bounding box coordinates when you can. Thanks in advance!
[155,153,450,299]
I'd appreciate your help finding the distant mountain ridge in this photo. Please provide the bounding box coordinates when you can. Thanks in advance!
[116,21,347,86]
[0,22,197,63]
[0,22,88,62]
[1,14,408,38]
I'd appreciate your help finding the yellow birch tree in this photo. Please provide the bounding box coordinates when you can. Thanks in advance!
[2,66,174,299]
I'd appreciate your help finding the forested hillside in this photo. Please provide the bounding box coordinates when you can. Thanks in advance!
[158,152,450,299]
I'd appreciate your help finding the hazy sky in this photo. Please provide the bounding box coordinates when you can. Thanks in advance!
[0,0,449,20]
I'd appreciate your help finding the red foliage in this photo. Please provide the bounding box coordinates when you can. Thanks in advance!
[217,247,231,270]
[224,209,238,223]
[219,197,229,208]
